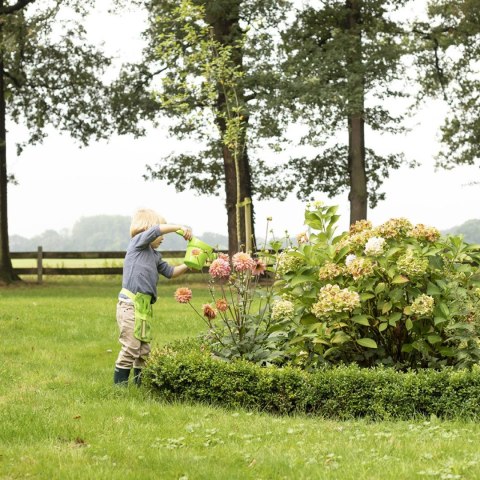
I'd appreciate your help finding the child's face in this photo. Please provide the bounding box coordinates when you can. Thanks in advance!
[151,235,164,250]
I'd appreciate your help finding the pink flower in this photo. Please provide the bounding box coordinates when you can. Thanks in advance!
[203,304,217,319]
[174,287,192,304]
[232,252,256,272]
[215,298,229,312]
[191,248,202,256]
[209,258,231,279]
[217,253,230,261]
[252,259,267,276]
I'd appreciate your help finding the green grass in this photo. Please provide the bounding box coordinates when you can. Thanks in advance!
[2,277,480,479]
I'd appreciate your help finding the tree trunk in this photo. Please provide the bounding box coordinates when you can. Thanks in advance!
[346,0,368,225]
[208,1,256,255]
[348,113,367,223]
[0,2,20,285]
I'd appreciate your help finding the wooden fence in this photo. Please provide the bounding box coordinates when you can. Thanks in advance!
[11,247,224,284]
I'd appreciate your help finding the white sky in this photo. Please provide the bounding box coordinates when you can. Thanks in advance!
[7,2,480,240]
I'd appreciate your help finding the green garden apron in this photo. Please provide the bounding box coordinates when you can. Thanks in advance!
[120,288,153,342]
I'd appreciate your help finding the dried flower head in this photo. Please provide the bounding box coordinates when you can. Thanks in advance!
[232,252,256,272]
[215,298,229,312]
[349,219,373,235]
[311,284,360,318]
[174,287,192,304]
[296,232,309,244]
[346,257,375,280]
[318,262,344,281]
[408,224,441,242]
[252,259,267,276]
[374,218,413,239]
[209,258,231,279]
[202,304,217,320]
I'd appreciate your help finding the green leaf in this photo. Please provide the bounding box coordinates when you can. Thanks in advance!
[351,314,370,326]
[382,301,392,314]
[427,335,442,345]
[359,293,375,301]
[378,322,388,332]
[427,282,442,296]
[388,312,402,325]
[356,338,378,349]
[323,347,340,358]
[434,316,448,326]
[406,318,413,331]
[392,275,409,284]
[439,303,450,318]
[374,282,386,294]
[331,331,351,345]
[290,275,315,287]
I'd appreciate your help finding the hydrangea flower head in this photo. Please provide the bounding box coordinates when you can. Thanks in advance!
[271,299,295,321]
[364,236,386,256]
[311,284,360,318]
[410,294,434,316]
[408,224,441,242]
[318,262,344,281]
[345,254,357,266]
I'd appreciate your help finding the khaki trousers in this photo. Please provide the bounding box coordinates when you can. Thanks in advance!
[115,300,151,369]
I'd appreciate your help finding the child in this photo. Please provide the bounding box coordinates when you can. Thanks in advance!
[113,208,192,386]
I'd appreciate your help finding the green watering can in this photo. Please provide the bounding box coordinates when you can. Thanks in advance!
[176,229,217,270]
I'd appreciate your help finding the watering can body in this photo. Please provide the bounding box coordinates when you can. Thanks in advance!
[176,230,216,270]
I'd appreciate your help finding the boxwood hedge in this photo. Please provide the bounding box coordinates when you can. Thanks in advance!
[143,339,480,420]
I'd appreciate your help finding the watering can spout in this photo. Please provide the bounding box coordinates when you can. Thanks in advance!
[176,229,216,270]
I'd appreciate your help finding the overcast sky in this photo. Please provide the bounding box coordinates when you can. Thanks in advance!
[7,2,480,240]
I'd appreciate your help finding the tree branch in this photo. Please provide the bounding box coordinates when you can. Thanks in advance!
[0,0,37,14]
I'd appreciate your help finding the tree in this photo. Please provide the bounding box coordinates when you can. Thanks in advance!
[276,0,413,224]
[0,0,112,284]
[413,0,480,169]
[111,0,290,254]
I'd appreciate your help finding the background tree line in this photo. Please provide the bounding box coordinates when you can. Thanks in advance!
[1,0,479,283]
[9,215,480,252]
[9,216,229,252]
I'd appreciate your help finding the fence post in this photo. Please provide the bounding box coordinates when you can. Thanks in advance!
[37,246,43,284]
[244,197,252,253]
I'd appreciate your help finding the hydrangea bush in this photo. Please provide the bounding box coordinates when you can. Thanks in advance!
[274,202,480,370]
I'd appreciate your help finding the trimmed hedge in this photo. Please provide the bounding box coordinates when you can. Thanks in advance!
[143,339,480,420]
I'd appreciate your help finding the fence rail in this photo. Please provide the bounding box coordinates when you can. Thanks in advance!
[11,247,221,283]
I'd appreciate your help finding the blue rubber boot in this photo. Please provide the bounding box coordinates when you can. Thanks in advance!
[113,367,130,386]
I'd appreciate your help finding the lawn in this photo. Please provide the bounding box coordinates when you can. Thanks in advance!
[1,276,480,479]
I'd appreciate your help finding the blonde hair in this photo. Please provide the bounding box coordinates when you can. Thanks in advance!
[130,209,166,238]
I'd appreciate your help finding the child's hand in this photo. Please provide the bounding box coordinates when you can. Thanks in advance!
[182,227,193,240]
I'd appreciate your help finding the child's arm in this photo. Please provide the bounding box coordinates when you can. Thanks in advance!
[160,224,193,240]
[171,264,189,278]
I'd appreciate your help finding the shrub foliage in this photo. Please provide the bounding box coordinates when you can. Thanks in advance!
[144,340,480,420]
[273,203,480,369]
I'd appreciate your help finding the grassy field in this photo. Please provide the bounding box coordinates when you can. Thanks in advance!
[2,277,480,479]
